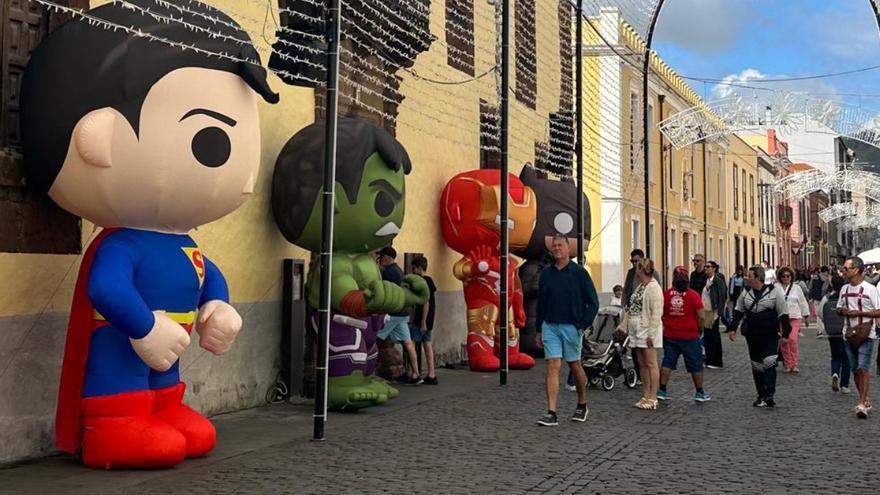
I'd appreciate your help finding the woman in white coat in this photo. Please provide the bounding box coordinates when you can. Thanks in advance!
[776,266,810,373]
[627,258,664,409]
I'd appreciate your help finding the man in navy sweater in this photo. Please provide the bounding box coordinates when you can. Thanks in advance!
[536,235,599,426]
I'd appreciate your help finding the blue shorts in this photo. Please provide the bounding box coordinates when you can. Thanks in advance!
[845,338,875,371]
[378,315,411,342]
[661,338,704,373]
[541,323,582,362]
[410,323,432,342]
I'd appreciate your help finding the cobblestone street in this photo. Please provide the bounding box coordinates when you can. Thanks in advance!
[3,332,879,494]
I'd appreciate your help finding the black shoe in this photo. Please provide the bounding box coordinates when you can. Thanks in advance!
[423,376,438,385]
[571,406,589,422]
[764,397,776,408]
[537,412,558,426]
[393,374,409,383]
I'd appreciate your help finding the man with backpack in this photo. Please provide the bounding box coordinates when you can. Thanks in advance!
[819,275,851,394]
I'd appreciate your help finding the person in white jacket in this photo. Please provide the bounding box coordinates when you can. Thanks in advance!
[775,267,810,373]
[627,258,664,410]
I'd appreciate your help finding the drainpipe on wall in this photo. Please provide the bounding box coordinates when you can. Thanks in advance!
[658,94,667,286]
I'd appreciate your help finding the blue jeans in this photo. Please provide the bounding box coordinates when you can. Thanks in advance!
[829,337,851,387]
[845,338,875,372]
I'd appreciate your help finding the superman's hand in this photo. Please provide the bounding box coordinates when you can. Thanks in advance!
[196,300,243,356]
[130,312,191,372]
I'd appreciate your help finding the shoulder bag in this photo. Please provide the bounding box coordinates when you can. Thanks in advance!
[740,287,766,337]
[844,286,873,348]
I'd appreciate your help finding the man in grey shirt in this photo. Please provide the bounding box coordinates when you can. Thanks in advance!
[728,264,792,408]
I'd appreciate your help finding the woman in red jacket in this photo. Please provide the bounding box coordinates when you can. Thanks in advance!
[657,266,712,402]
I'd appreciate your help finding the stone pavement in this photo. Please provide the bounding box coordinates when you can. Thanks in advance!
[2,331,880,494]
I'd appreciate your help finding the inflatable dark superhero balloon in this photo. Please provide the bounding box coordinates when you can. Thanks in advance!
[272,118,428,411]
[515,165,591,357]
[439,170,536,372]
[21,0,276,470]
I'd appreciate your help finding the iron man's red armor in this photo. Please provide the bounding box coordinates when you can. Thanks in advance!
[440,170,536,371]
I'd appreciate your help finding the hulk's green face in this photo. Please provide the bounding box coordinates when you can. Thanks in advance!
[297,152,406,252]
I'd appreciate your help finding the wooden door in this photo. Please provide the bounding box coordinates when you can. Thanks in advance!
[0,0,85,254]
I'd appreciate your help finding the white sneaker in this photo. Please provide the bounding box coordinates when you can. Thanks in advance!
[565,384,577,392]
[841,386,851,394]
[832,374,840,392]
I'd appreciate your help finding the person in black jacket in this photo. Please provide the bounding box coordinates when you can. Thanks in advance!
[728,265,792,408]
[536,235,599,426]
[701,261,728,368]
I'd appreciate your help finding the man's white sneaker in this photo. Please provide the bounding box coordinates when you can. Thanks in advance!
[841,386,851,394]
[832,374,840,392]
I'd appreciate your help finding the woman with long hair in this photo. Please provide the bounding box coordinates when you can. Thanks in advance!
[775,267,810,373]
[626,258,664,409]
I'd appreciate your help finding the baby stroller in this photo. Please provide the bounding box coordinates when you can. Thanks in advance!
[581,304,638,391]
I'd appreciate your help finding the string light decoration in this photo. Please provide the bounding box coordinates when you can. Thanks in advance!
[773,168,880,203]
[658,92,880,150]
[819,202,857,223]
[33,0,622,204]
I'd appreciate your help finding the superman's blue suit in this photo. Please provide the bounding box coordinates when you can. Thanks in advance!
[57,228,228,468]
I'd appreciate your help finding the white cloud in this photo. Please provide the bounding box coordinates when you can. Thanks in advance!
[711,68,841,101]
[712,68,768,98]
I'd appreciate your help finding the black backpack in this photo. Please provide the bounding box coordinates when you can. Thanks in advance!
[810,278,824,300]
[822,295,845,336]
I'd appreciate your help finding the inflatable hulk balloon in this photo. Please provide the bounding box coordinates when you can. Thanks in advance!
[21,0,277,470]
[272,118,428,411]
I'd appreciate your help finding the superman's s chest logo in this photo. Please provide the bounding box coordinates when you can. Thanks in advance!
[181,247,205,288]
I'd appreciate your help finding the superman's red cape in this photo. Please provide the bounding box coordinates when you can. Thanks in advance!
[56,228,117,453]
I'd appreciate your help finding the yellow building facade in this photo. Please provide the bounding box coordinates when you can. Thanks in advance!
[725,135,761,270]
[582,7,739,289]
[0,1,581,462]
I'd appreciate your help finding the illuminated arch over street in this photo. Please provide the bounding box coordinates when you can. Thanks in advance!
[773,169,880,203]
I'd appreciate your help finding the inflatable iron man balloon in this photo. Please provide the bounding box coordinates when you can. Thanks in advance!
[440,170,536,372]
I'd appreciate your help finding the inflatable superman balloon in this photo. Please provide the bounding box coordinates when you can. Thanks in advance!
[439,170,536,372]
[272,118,428,411]
[21,0,277,469]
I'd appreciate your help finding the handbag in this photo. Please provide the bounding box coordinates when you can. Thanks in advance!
[843,286,872,348]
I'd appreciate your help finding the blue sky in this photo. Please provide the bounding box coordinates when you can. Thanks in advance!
[651,0,880,113]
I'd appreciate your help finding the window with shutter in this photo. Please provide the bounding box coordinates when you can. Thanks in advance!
[514,0,536,110]
[309,0,433,136]
[479,99,500,169]
[0,0,85,254]
[445,0,474,76]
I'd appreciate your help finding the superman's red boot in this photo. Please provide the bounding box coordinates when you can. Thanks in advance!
[153,383,216,458]
[467,333,500,371]
[81,390,186,469]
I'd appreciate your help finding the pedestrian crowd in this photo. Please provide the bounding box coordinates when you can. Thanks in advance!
[535,245,880,425]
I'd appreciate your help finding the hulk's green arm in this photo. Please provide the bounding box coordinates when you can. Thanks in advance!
[307,255,359,311]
